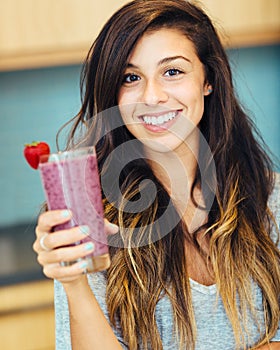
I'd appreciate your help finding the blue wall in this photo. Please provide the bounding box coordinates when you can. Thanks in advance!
[0,45,279,226]
[0,66,81,226]
[228,45,280,165]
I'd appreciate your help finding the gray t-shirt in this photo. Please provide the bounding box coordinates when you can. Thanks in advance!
[55,173,280,349]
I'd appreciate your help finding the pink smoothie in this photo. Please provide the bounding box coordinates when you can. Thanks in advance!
[39,151,108,257]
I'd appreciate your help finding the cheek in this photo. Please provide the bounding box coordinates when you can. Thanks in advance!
[118,90,131,118]
[171,81,202,101]
[179,88,205,124]
[117,89,125,106]
[191,95,205,123]
[118,102,137,129]
[177,90,203,113]
[118,88,138,107]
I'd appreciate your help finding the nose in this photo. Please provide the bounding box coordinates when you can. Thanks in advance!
[141,79,168,106]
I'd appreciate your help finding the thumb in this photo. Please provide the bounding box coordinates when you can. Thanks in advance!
[104,219,119,235]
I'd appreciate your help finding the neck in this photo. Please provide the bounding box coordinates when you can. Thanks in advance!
[144,134,209,232]
[145,133,199,200]
[148,149,197,196]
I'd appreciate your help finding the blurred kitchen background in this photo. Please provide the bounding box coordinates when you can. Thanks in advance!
[0,0,279,349]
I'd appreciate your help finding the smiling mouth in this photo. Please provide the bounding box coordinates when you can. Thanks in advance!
[140,111,179,126]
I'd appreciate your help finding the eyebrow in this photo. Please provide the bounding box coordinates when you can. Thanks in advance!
[126,55,191,68]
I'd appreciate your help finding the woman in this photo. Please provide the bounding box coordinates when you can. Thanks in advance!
[33,0,280,349]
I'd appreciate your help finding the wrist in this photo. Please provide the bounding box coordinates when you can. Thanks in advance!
[62,275,89,295]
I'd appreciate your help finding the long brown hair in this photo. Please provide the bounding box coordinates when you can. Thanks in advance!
[62,0,280,349]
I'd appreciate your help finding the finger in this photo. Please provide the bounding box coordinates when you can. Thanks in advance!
[36,210,72,236]
[104,219,119,235]
[38,240,95,265]
[34,225,91,253]
[42,261,90,282]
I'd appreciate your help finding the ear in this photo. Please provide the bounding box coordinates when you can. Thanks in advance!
[204,84,213,96]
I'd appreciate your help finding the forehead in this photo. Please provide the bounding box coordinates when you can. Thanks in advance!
[128,28,198,63]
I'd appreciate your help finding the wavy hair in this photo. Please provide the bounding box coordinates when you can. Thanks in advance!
[62,0,280,349]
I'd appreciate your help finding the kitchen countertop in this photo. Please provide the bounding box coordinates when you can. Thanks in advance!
[0,279,54,314]
[0,278,55,350]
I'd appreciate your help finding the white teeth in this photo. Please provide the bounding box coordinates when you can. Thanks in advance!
[142,112,177,125]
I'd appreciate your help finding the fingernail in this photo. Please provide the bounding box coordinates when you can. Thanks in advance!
[80,226,90,235]
[84,242,94,251]
[61,210,70,218]
[79,260,88,269]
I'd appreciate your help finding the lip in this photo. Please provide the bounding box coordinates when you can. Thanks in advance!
[138,110,182,132]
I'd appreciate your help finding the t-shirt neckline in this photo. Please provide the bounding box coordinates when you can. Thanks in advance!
[189,278,217,295]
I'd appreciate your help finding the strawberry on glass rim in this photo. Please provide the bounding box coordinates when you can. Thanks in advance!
[24,141,50,169]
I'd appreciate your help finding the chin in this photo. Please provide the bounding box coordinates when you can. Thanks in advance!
[142,137,183,154]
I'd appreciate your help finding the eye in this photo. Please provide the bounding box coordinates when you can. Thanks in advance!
[164,68,183,77]
[122,73,140,84]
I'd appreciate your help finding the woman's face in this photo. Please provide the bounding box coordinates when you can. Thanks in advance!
[117,28,212,154]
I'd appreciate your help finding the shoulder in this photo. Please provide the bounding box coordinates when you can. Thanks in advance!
[268,172,280,246]
[268,172,280,220]
[87,271,107,296]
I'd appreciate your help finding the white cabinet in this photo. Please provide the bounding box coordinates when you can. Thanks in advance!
[0,0,128,70]
[0,0,279,71]
[199,0,280,47]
